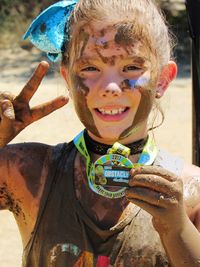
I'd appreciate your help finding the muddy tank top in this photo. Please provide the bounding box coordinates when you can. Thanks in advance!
[22,141,184,267]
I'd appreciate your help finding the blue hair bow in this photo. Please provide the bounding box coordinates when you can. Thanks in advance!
[23,0,78,62]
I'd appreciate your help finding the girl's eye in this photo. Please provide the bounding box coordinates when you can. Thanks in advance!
[123,65,142,72]
[81,66,99,72]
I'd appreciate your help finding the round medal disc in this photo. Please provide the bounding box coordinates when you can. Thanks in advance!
[89,154,133,199]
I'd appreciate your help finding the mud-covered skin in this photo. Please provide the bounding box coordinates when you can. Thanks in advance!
[71,74,100,137]
[1,143,200,266]
[0,142,200,267]
[73,150,200,266]
[0,143,52,246]
[67,23,155,142]
[0,182,23,217]
[124,165,200,266]
[120,88,153,138]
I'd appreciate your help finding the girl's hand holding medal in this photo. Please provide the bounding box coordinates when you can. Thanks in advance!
[126,165,186,234]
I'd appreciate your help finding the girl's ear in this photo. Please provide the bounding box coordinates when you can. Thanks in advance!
[156,61,177,99]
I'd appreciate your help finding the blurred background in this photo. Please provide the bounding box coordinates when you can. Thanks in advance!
[0,0,190,75]
[0,1,193,266]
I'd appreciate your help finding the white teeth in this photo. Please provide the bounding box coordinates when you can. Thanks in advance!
[119,108,125,113]
[98,108,126,115]
[111,109,118,115]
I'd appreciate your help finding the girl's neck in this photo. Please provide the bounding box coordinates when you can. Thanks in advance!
[87,124,148,145]
[87,125,148,146]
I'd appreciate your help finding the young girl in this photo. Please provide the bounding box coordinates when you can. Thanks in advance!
[0,0,200,266]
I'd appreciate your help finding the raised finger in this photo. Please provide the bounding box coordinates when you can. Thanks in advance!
[132,166,178,182]
[125,186,177,208]
[30,95,69,122]
[15,61,49,103]
[124,195,164,217]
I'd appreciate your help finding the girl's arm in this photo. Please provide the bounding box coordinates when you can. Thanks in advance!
[158,214,200,267]
[0,142,52,246]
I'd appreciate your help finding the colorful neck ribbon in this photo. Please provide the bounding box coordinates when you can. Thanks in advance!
[23,0,78,62]
[73,130,158,199]
[84,129,148,155]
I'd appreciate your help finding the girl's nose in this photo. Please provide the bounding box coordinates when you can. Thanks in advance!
[99,82,122,97]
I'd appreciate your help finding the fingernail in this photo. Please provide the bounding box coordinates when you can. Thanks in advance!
[1,101,7,109]
[4,109,15,120]
[61,95,69,101]
[1,102,15,119]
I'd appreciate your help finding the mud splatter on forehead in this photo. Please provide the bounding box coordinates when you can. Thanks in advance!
[69,22,151,72]
[115,23,135,46]
[72,24,124,61]
[100,28,105,37]
[79,28,90,57]
[87,25,114,49]
[102,42,109,49]
[94,49,117,65]
[71,27,90,63]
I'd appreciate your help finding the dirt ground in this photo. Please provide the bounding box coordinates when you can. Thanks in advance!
[0,47,192,266]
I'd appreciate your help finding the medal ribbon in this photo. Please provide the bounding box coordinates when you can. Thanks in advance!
[73,130,157,198]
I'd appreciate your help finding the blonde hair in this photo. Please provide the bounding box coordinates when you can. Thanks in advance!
[62,0,173,73]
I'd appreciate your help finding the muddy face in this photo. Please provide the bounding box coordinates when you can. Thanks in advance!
[67,23,156,143]
[70,73,100,136]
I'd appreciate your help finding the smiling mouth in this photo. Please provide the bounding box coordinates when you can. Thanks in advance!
[95,107,129,115]
[94,107,130,122]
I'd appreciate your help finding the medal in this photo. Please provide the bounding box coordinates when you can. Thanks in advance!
[73,130,157,199]
[94,143,134,187]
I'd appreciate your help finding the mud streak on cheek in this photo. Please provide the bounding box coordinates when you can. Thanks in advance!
[119,89,153,139]
[72,75,100,137]
[120,79,137,92]
[120,75,149,92]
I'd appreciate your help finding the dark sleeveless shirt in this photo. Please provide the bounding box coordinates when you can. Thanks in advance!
[22,141,184,267]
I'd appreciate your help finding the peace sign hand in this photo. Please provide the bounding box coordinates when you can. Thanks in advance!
[0,61,69,148]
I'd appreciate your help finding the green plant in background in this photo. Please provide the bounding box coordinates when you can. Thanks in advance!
[0,0,55,21]
[0,0,55,47]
